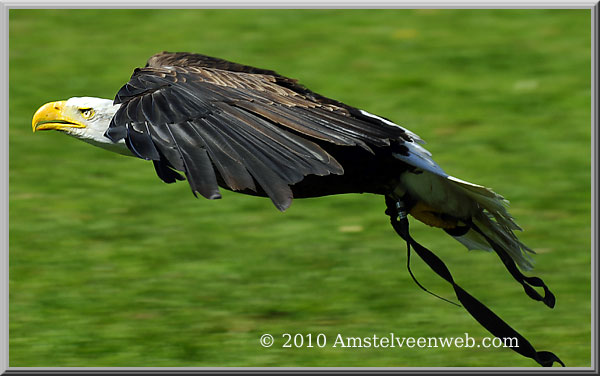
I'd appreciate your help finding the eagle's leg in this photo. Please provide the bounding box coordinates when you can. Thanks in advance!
[384,194,460,306]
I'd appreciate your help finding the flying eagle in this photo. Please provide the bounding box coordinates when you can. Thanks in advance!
[31,51,563,367]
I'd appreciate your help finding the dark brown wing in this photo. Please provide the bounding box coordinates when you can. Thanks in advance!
[106,52,413,210]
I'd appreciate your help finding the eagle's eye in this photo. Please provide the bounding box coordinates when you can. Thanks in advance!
[80,108,95,119]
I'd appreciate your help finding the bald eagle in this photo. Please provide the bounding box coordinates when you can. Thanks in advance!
[32,51,562,366]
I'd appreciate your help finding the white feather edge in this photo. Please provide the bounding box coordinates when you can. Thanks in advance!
[359,109,425,144]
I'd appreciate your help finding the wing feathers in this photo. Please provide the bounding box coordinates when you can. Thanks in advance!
[232,100,362,148]
[107,56,415,209]
[126,122,160,161]
[222,104,341,174]
[188,119,257,192]
[153,159,186,183]
[202,115,294,210]
[166,122,221,199]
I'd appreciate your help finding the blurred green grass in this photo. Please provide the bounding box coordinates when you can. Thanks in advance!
[9,9,591,367]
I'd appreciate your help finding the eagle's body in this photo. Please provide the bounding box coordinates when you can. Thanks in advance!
[32,51,533,269]
[31,52,563,366]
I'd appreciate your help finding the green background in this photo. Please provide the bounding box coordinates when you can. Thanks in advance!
[9,9,591,367]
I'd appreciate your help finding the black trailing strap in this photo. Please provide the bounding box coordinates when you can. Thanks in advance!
[396,200,460,307]
[469,223,556,308]
[384,196,564,367]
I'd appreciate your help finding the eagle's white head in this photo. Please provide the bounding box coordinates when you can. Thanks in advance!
[32,97,131,155]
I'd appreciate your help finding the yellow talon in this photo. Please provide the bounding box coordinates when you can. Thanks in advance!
[409,201,458,229]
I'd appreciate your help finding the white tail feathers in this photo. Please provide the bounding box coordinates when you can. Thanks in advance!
[447,176,535,270]
[397,170,535,271]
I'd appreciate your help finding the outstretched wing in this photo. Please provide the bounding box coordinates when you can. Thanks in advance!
[105,52,416,210]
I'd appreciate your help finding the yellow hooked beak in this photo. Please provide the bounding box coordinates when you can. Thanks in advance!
[32,101,85,132]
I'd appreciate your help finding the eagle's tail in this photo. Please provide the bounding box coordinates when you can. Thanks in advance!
[397,171,535,270]
[445,175,535,270]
